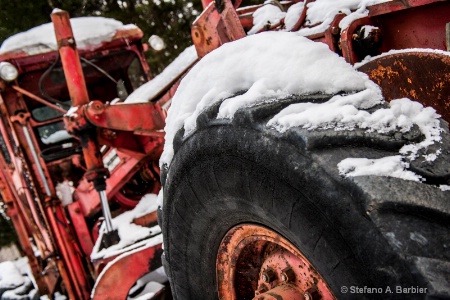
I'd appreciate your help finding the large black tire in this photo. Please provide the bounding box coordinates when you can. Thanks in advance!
[160,96,450,300]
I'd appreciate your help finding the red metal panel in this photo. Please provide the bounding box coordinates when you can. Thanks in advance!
[85,101,165,133]
[46,203,91,299]
[67,202,94,257]
[192,0,246,58]
[51,11,89,107]
[74,151,141,217]
[373,1,450,52]
[91,243,163,300]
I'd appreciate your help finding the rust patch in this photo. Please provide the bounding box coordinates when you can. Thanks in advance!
[358,51,450,124]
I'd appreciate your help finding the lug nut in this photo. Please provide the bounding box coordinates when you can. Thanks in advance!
[261,269,276,283]
[280,267,295,283]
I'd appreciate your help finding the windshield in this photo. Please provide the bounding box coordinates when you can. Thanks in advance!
[19,50,147,157]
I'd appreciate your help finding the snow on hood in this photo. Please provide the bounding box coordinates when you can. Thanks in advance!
[160,31,382,166]
[124,46,198,104]
[0,17,137,56]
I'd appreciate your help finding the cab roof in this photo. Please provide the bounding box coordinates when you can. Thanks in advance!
[0,17,143,61]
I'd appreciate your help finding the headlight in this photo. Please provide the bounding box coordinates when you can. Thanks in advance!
[149,35,165,52]
[0,62,18,82]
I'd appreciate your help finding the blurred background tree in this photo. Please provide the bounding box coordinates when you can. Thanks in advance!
[0,0,203,74]
[0,202,18,248]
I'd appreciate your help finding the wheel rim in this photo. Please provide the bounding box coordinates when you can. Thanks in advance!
[217,224,336,300]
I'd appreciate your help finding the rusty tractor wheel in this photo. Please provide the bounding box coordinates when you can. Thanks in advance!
[160,96,450,300]
[217,224,335,300]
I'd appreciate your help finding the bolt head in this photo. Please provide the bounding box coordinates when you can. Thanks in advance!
[280,268,295,283]
[261,269,276,283]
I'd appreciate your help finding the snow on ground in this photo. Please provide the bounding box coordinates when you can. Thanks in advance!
[91,194,161,260]
[124,46,198,104]
[0,261,24,289]
[161,31,444,184]
[0,17,137,56]
[248,0,391,36]
[0,257,39,300]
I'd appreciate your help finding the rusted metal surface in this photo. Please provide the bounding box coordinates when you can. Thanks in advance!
[91,243,163,300]
[74,150,141,217]
[367,0,448,17]
[85,101,166,134]
[217,224,335,300]
[358,51,450,124]
[0,7,165,299]
[45,201,91,299]
[51,10,89,107]
[290,0,311,31]
[308,13,345,53]
[11,85,67,113]
[369,0,450,53]
[67,201,94,257]
[192,0,246,58]
[340,17,377,64]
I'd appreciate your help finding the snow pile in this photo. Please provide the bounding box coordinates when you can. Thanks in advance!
[0,261,24,289]
[161,32,382,166]
[299,0,391,35]
[0,17,137,56]
[162,31,444,184]
[269,97,442,181]
[91,194,160,260]
[0,259,39,299]
[248,3,286,34]
[248,0,391,36]
[125,46,198,104]
[338,156,422,181]
[284,2,305,31]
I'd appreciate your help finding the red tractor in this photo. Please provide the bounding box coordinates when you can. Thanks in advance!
[0,0,449,299]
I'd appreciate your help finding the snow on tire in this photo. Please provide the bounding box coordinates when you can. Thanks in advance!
[160,95,449,299]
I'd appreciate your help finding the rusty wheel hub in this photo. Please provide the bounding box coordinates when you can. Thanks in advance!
[217,224,335,300]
